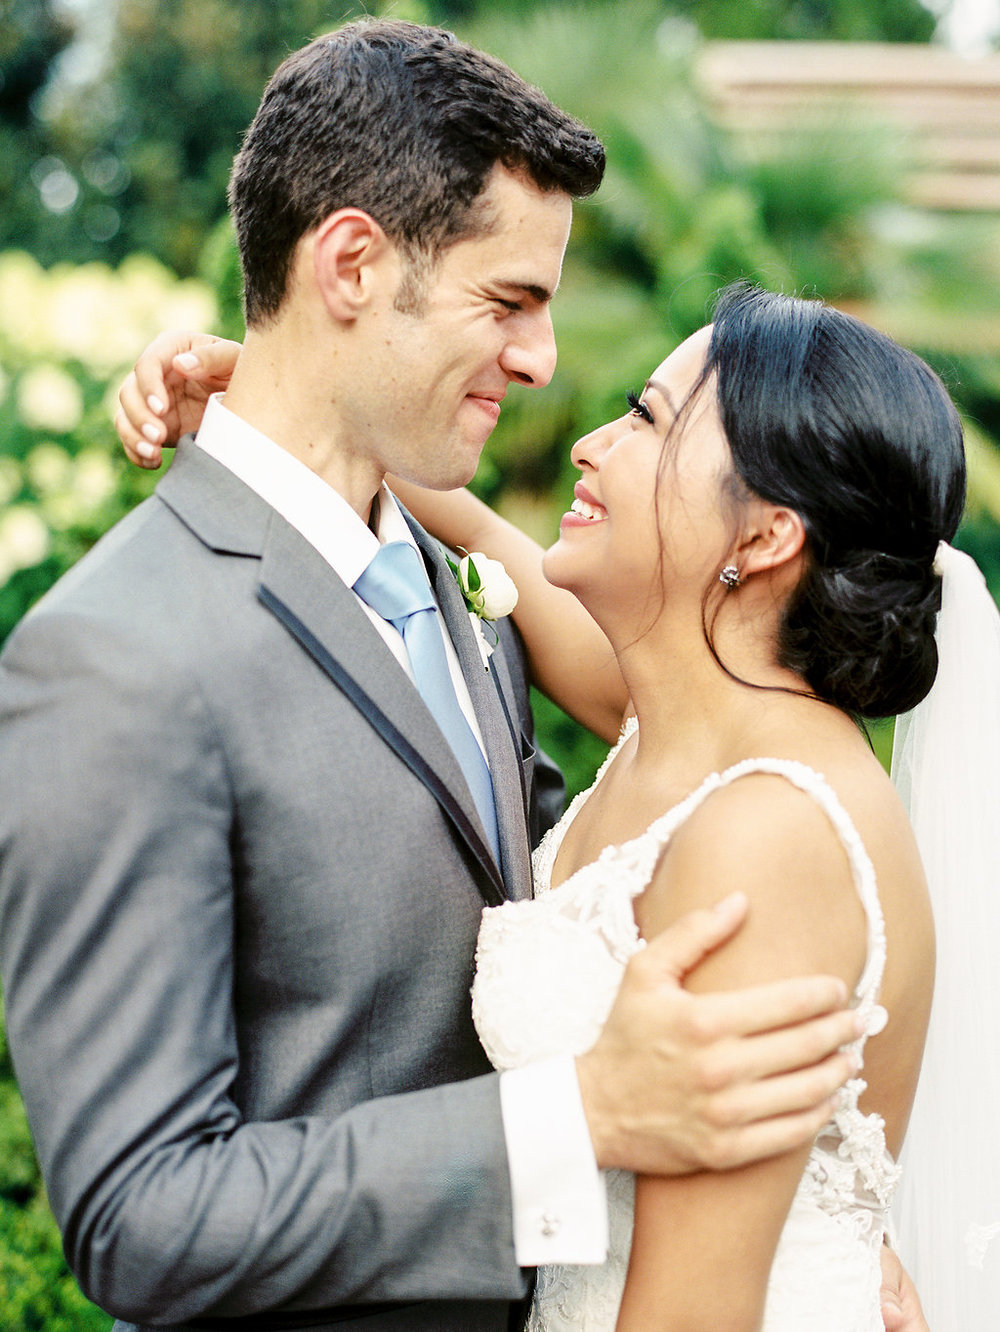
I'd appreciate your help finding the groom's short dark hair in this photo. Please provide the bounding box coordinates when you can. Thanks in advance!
[228,18,605,327]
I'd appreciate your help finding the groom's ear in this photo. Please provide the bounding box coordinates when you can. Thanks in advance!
[310,209,401,321]
[735,501,806,580]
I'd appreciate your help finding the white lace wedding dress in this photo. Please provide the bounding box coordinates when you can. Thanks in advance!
[472,720,899,1330]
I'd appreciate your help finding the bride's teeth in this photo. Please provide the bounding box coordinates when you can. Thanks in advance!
[571,498,605,521]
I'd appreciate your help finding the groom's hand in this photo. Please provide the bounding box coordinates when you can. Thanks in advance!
[575,892,861,1175]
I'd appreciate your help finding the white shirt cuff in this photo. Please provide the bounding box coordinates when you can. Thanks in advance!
[499,1056,608,1267]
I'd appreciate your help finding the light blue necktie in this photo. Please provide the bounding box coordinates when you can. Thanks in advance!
[354,542,501,866]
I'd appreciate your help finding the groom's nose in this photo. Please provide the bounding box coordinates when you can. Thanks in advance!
[499,307,557,388]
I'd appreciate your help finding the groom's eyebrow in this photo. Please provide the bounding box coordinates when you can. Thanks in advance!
[495,278,557,304]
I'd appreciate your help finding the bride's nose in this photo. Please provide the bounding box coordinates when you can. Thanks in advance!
[570,421,613,472]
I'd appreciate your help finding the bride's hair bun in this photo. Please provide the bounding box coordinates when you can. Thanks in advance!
[780,551,943,717]
[707,284,966,719]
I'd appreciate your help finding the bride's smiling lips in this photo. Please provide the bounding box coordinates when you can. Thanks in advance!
[561,480,608,529]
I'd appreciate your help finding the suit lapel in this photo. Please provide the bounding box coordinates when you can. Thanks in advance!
[157,443,505,906]
[409,520,533,903]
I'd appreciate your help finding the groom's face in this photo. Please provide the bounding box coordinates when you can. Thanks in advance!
[355,165,573,492]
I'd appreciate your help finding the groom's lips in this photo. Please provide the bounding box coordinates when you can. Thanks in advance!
[466,392,504,425]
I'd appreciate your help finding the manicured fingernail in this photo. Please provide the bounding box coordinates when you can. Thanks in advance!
[141,422,162,443]
[175,352,199,370]
[136,440,157,461]
[853,1012,867,1036]
[714,890,747,913]
[147,394,165,415]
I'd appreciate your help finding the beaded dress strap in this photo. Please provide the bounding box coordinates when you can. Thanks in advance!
[641,757,887,1016]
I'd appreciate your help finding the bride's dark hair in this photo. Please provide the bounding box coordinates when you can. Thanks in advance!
[704,283,966,719]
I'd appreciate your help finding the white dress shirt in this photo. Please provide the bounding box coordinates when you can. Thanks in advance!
[195,394,607,1266]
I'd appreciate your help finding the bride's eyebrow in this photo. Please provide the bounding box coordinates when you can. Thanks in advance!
[644,378,678,415]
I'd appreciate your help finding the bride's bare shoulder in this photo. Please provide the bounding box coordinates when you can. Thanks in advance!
[634,762,871,994]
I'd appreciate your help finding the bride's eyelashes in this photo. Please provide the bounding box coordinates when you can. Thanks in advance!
[626,390,654,425]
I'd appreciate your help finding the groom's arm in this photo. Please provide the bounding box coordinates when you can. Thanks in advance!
[0,589,529,1324]
[0,583,859,1326]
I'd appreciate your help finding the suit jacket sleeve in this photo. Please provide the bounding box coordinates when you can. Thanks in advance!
[0,597,526,1325]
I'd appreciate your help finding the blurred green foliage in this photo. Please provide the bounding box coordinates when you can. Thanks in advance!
[0,1004,113,1329]
[1,1,999,1325]
[0,251,215,641]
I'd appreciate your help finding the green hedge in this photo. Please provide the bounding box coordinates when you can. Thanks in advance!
[0,1010,112,1329]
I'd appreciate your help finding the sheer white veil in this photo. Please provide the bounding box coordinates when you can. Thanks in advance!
[890,542,1000,1324]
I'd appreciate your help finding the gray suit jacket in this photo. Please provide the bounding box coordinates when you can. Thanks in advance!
[0,441,555,1330]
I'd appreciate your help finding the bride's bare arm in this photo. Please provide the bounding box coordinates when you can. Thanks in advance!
[113,333,628,737]
[616,775,869,1331]
[387,477,627,742]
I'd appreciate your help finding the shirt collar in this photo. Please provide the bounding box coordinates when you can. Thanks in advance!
[194,394,417,585]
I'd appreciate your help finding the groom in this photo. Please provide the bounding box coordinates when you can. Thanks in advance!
[0,21,868,1332]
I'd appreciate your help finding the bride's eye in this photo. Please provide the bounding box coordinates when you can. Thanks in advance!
[626,390,654,425]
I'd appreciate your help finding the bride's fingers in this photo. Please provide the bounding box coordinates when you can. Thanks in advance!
[167,335,243,390]
[117,371,165,467]
[130,329,189,416]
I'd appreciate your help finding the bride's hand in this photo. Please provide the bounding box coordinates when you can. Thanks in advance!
[879,1246,929,1331]
[575,892,861,1175]
[114,331,243,469]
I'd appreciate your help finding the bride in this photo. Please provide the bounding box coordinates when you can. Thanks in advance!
[431,284,954,1329]
[114,285,996,1327]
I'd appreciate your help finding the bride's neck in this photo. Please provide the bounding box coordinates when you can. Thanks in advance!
[613,612,804,776]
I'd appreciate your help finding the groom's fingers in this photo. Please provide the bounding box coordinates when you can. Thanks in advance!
[699,1095,842,1170]
[645,903,851,1036]
[706,1047,858,1130]
[691,977,859,1049]
[643,892,749,982]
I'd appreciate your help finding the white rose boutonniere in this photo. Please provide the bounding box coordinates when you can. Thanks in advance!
[455,552,519,620]
[446,550,519,667]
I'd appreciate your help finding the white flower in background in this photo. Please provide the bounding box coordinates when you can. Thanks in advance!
[0,457,21,507]
[161,282,219,340]
[40,492,81,532]
[30,447,117,529]
[0,506,50,585]
[73,449,116,508]
[49,262,119,370]
[18,364,84,433]
[0,252,47,358]
[27,443,73,494]
[0,250,217,377]
[457,552,519,621]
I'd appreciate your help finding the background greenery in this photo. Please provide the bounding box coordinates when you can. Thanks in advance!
[1,0,998,1324]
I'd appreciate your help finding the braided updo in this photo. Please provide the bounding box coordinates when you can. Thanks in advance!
[706,284,966,719]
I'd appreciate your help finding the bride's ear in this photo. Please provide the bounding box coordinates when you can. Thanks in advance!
[735,502,806,579]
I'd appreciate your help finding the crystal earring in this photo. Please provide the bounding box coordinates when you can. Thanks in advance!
[719,564,741,589]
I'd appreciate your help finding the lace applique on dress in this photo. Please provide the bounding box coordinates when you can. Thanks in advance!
[472,719,899,1331]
